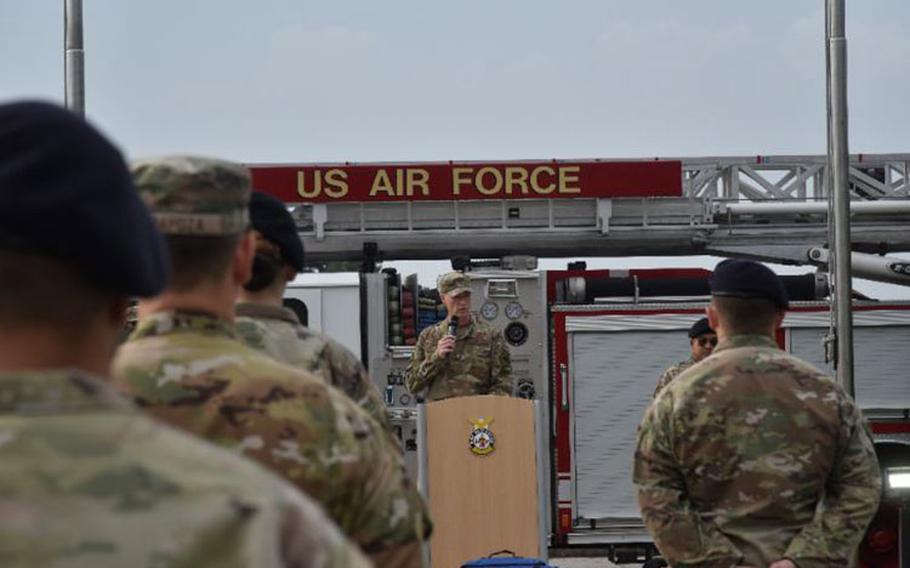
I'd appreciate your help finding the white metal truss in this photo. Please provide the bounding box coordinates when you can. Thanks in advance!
[683,154,910,200]
[291,154,910,263]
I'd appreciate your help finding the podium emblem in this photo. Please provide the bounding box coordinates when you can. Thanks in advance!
[468,416,496,456]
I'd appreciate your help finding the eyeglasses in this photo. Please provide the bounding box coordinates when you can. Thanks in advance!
[696,337,718,348]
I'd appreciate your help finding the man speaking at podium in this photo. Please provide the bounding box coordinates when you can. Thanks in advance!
[405,271,513,402]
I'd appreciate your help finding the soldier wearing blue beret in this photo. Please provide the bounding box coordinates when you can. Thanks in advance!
[0,101,367,567]
[652,316,717,398]
[709,258,790,309]
[635,258,880,568]
[234,191,394,432]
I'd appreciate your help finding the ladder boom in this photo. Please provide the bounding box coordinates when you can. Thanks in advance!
[248,154,910,262]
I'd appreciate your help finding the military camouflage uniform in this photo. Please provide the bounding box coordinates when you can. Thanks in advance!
[124,156,428,565]
[634,334,881,568]
[235,302,392,433]
[653,356,696,399]
[113,311,430,567]
[405,317,513,402]
[0,371,368,568]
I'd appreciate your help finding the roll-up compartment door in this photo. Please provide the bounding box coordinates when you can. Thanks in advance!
[789,326,910,409]
[570,330,690,520]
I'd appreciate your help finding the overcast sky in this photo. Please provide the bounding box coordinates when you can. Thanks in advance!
[2,1,909,297]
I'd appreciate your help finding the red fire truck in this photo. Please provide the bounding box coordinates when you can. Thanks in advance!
[251,155,910,566]
[544,267,910,567]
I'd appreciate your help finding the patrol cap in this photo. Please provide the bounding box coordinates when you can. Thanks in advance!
[249,191,305,271]
[709,259,789,309]
[0,100,169,297]
[132,156,250,235]
[438,271,472,296]
[687,317,714,338]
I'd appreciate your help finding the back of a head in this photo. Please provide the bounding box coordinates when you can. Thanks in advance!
[711,296,780,335]
[244,191,305,293]
[708,259,788,335]
[0,101,168,333]
[132,156,251,292]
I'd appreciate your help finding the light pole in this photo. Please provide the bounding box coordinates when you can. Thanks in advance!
[64,0,85,115]
[825,0,854,396]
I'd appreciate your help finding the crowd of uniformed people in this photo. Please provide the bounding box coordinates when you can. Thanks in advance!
[0,101,427,567]
[0,100,885,567]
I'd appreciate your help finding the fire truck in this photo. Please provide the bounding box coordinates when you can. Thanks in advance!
[251,155,910,566]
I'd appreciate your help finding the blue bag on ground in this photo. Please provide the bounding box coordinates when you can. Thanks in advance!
[461,549,556,567]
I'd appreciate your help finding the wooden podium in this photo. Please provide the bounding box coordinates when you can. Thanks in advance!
[417,395,547,567]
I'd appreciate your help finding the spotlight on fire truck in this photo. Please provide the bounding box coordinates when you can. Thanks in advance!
[859,443,910,566]
[886,467,910,492]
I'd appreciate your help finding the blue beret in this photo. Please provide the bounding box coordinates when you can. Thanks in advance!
[687,317,714,338]
[0,101,168,297]
[249,191,304,272]
[709,259,789,309]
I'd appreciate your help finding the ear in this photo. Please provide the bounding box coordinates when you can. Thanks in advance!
[282,264,297,284]
[107,296,132,327]
[233,231,257,287]
[706,302,720,331]
[773,309,786,330]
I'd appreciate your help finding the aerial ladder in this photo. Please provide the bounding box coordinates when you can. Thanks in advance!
[250,154,910,286]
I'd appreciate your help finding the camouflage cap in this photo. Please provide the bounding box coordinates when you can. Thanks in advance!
[132,156,250,235]
[438,271,471,296]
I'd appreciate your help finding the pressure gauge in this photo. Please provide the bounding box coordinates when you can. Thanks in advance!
[504,322,529,346]
[504,301,524,320]
[480,301,499,320]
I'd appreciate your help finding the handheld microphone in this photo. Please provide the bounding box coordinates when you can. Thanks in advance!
[448,315,459,337]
